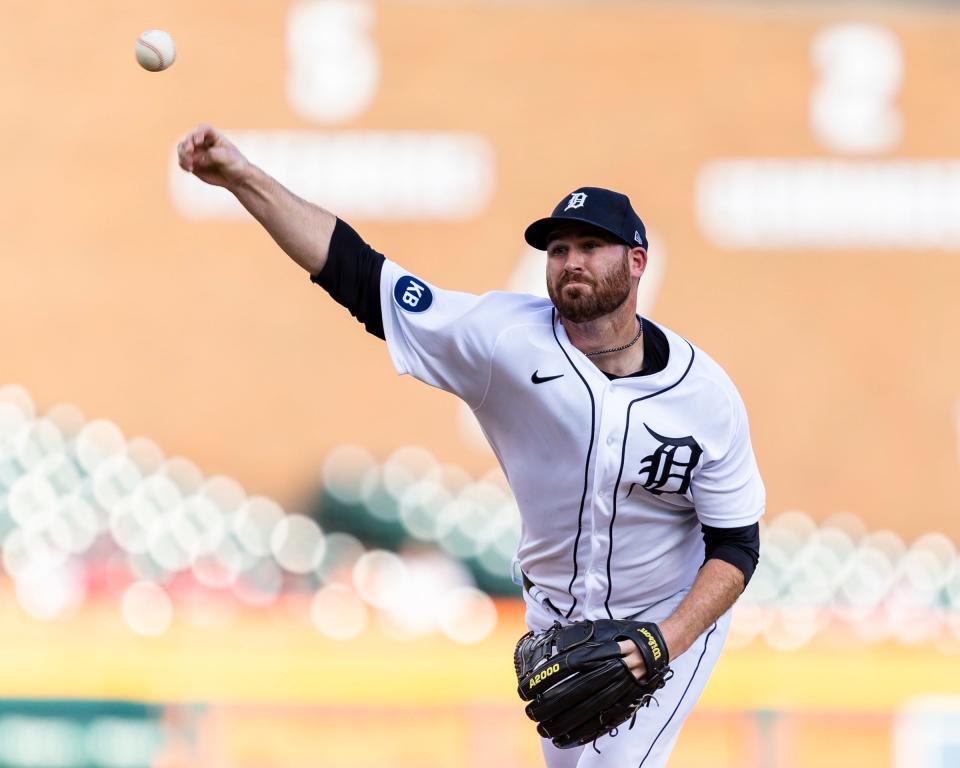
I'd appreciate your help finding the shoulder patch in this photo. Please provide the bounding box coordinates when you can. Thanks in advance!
[393,275,433,313]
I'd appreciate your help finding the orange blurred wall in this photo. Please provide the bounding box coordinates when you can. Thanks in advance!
[2,0,959,538]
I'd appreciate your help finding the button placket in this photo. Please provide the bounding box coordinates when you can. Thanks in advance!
[584,384,625,606]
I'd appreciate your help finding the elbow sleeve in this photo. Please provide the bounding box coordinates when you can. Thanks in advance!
[700,521,760,586]
[310,218,386,340]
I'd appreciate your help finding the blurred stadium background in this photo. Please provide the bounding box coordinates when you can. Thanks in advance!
[3,0,960,765]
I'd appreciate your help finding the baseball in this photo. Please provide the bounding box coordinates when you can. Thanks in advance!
[135,29,176,72]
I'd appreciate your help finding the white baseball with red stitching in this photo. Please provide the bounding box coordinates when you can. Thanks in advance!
[135,29,176,72]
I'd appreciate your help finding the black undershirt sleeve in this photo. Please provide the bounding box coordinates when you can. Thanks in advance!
[310,218,386,340]
[700,522,760,586]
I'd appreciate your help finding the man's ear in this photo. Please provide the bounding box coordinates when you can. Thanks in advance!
[629,247,648,279]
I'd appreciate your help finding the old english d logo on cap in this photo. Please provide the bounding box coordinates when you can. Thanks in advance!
[564,192,588,211]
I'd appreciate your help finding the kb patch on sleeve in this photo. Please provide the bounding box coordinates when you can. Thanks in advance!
[393,275,433,313]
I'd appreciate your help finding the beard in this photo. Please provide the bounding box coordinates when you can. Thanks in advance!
[547,251,632,323]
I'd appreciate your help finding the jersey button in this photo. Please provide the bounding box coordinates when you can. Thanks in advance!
[606,435,616,446]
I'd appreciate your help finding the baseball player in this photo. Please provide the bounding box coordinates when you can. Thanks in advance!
[177,124,764,768]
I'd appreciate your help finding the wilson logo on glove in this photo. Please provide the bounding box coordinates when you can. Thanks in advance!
[637,627,663,661]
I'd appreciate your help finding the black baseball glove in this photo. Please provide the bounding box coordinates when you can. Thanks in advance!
[514,619,673,749]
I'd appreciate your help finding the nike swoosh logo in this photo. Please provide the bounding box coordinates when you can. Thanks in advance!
[531,371,564,384]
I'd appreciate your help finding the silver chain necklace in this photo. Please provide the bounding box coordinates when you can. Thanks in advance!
[584,316,643,357]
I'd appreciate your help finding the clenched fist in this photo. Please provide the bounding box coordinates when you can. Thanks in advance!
[176,124,250,189]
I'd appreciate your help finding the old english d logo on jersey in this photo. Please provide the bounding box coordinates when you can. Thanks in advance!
[393,275,433,313]
[630,423,703,497]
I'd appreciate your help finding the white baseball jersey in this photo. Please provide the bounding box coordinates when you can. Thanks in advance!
[380,260,765,620]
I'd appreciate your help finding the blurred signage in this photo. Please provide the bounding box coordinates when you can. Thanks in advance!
[697,23,960,249]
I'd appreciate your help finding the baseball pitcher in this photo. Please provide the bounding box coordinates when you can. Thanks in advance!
[177,124,764,768]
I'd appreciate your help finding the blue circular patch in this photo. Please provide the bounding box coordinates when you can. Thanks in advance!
[393,275,433,313]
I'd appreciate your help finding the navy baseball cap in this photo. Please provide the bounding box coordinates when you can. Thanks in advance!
[524,187,648,251]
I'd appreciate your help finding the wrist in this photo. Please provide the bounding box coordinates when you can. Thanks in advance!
[658,618,693,661]
[229,159,260,192]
